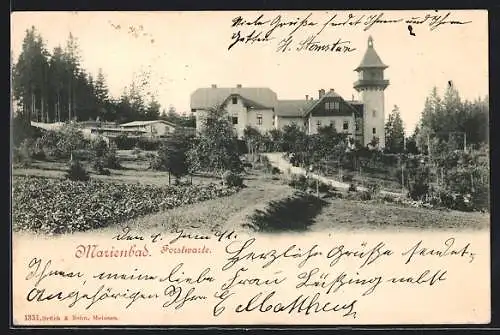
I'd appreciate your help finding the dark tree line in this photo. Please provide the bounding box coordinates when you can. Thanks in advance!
[11,26,167,125]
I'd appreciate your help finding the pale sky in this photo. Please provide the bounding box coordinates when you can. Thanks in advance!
[11,10,488,134]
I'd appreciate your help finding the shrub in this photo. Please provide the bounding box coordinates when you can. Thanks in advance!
[289,174,308,191]
[32,138,46,160]
[66,159,90,181]
[348,183,357,192]
[380,194,396,203]
[271,167,281,175]
[318,181,330,193]
[114,134,137,150]
[367,182,381,196]
[358,190,373,201]
[12,147,22,164]
[103,149,121,169]
[149,154,164,171]
[57,124,88,158]
[91,137,109,158]
[471,184,489,212]
[16,138,35,166]
[407,166,431,201]
[342,173,354,183]
[137,138,161,151]
[93,159,111,175]
[222,170,243,187]
[345,190,371,201]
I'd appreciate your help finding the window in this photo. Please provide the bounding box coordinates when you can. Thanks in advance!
[325,101,340,111]
[257,114,263,125]
[232,97,238,104]
[232,117,238,125]
[316,120,322,127]
[330,120,336,128]
[343,121,349,130]
[372,127,376,134]
[355,120,360,131]
[372,110,376,117]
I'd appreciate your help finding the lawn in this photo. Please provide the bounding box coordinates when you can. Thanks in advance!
[12,151,221,186]
[311,197,489,232]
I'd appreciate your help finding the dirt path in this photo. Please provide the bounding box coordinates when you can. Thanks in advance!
[263,152,403,197]
[96,172,296,235]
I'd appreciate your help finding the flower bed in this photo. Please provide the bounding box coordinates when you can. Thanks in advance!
[12,176,239,234]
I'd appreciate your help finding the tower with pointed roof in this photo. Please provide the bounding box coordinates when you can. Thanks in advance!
[354,36,389,148]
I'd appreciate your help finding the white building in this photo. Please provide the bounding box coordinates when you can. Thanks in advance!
[119,120,177,138]
[190,36,389,148]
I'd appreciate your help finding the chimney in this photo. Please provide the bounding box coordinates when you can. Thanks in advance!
[211,84,217,88]
[330,88,335,93]
[305,94,309,100]
[318,89,325,99]
[236,84,242,88]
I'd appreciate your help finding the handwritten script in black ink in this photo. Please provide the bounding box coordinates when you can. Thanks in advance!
[20,234,478,323]
[227,11,473,52]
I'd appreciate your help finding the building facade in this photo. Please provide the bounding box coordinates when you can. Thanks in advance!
[190,36,389,148]
[119,120,177,138]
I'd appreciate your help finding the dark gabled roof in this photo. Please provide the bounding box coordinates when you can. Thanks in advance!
[304,90,342,114]
[221,94,270,110]
[346,100,364,117]
[302,90,359,117]
[355,36,387,71]
[275,99,315,117]
[190,86,277,109]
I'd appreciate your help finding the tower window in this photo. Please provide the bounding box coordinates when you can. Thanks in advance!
[232,97,238,104]
[257,114,263,125]
[372,110,376,117]
[343,121,349,130]
[372,127,376,134]
[232,117,238,125]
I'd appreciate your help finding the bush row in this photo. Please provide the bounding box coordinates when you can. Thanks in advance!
[12,176,240,235]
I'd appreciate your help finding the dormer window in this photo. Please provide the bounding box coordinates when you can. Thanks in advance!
[325,101,340,111]
[232,97,238,104]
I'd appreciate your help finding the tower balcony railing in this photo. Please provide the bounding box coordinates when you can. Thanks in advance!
[353,79,389,90]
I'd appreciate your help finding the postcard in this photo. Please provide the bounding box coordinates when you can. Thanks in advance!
[10,10,490,326]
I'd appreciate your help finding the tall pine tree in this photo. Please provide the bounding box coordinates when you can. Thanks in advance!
[384,105,405,153]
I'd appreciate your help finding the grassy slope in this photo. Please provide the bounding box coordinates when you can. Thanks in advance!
[312,198,489,232]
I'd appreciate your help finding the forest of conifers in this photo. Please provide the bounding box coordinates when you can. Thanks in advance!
[11,26,181,125]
